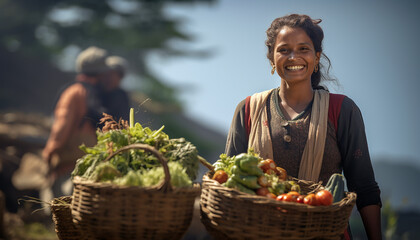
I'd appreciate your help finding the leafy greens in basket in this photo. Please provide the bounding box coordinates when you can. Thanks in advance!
[71,109,198,188]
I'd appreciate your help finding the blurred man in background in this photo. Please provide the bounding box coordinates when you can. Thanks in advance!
[103,56,131,121]
[42,46,111,197]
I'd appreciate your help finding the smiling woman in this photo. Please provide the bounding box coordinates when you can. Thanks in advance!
[224,14,382,240]
[272,27,320,90]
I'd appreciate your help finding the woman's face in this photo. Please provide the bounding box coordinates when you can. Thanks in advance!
[273,26,320,85]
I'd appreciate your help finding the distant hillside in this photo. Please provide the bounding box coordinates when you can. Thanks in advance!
[372,158,420,211]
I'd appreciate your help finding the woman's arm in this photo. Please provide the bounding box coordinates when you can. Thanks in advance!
[225,99,248,156]
[337,97,382,239]
[360,204,382,240]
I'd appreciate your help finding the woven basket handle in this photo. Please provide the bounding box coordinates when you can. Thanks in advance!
[198,155,215,173]
[104,143,172,192]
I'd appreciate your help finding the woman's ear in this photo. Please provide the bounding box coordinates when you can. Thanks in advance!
[270,61,276,75]
[316,52,321,65]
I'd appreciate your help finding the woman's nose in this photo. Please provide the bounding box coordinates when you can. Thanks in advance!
[288,52,296,60]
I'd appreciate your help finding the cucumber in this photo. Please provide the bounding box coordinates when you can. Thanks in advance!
[325,173,345,203]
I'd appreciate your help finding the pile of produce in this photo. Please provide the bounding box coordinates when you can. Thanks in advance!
[212,150,345,206]
[71,109,199,188]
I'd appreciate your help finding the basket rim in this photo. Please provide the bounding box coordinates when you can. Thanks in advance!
[50,195,72,206]
[202,173,356,211]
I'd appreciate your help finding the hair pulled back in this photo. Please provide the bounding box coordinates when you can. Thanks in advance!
[265,14,333,89]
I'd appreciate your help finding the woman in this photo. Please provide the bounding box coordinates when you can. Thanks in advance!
[225,14,382,239]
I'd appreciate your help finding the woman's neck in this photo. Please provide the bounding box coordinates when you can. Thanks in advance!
[278,80,313,119]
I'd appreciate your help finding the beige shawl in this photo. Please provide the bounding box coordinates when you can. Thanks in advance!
[248,89,330,182]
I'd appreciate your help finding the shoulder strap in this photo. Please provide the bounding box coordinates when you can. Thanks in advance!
[245,96,251,139]
[328,93,345,133]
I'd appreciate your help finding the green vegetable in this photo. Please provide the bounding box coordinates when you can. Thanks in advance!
[72,154,94,177]
[163,138,198,181]
[220,150,268,195]
[231,174,260,189]
[236,154,263,176]
[231,165,248,176]
[224,178,256,195]
[269,182,286,195]
[129,108,134,128]
[88,162,121,182]
[213,154,236,176]
[114,170,143,186]
[291,184,301,193]
[71,111,199,186]
[325,173,345,203]
[139,161,192,188]
[285,181,299,192]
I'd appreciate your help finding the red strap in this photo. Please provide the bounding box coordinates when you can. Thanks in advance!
[328,93,345,133]
[245,96,251,139]
[344,228,351,240]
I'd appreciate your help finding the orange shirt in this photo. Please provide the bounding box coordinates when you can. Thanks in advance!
[43,77,98,174]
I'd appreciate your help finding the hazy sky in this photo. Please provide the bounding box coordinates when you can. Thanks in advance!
[140,0,420,166]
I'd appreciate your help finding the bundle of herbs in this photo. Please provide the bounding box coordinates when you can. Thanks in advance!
[71,109,198,188]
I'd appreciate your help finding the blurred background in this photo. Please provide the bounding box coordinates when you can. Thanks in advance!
[0,0,419,239]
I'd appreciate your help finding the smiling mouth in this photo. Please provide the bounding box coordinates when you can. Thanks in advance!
[285,65,305,71]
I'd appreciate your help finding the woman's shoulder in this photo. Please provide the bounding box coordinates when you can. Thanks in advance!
[234,98,247,115]
[329,93,359,109]
[250,88,277,99]
[329,93,365,124]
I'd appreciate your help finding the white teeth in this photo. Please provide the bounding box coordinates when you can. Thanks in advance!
[286,65,304,70]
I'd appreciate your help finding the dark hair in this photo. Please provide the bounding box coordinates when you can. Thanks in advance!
[265,14,334,89]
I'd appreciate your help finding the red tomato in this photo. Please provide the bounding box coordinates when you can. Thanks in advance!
[212,170,228,184]
[303,193,318,206]
[287,191,300,197]
[296,195,305,204]
[315,190,333,206]
[276,194,287,201]
[282,194,297,202]
[259,159,277,173]
[256,187,270,196]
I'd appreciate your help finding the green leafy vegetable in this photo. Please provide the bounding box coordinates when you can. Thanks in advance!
[71,109,199,187]
[213,153,236,176]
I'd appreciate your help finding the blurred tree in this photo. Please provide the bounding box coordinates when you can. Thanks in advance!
[0,0,215,110]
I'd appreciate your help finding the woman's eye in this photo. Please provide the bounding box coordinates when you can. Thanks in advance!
[278,48,288,53]
[300,47,310,52]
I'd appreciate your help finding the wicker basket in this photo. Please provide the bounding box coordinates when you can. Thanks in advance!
[71,143,201,240]
[50,196,84,240]
[200,172,357,240]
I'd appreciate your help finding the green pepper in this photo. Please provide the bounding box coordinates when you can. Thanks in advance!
[231,165,248,176]
[224,178,256,195]
[231,174,260,189]
[236,154,263,176]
